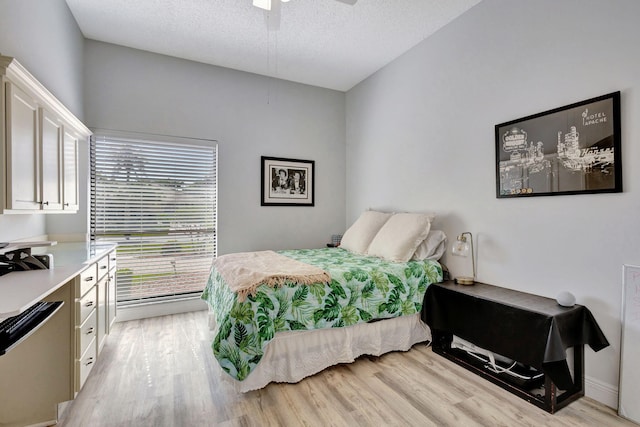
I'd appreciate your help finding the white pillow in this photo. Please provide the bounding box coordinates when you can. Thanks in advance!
[339,210,392,254]
[412,230,447,261]
[367,213,433,262]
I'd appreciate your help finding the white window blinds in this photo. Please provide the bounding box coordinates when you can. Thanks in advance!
[90,131,217,306]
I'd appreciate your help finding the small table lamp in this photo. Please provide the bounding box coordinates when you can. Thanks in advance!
[451,232,475,285]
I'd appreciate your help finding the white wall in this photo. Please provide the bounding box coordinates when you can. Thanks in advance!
[0,0,85,242]
[346,0,640,406]
[81,41,346,255]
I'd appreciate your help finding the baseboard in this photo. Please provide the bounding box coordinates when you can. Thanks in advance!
[116,297,208,322]
[56,400,74,426]
[585,375,618,409]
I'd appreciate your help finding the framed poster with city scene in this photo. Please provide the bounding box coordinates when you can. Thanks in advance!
[261,156,315,206]
[495,91,621,198]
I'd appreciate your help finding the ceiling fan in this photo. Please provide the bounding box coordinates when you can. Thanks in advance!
[253,0,357,11]
[253,0,358,30]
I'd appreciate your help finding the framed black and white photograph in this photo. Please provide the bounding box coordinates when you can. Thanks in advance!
[495,91,622,198]
[261,156,314,206]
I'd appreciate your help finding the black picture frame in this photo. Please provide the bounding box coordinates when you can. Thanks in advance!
[261,156,315,206]
[495,91,622,198]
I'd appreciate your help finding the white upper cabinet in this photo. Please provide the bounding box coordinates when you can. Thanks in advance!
[1,55,90,213]
[63,128,79,211]
[40,108,64,210]
[4,82,40,210]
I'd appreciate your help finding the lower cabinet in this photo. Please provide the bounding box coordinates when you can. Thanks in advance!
[77,303,97,357]
[0,243,117,426]
[77,339,97,391]
[108,251,117,332]
[0,284,75,426]
[74,248,117,392]
[97,274,108,352]
[76,309,97,391]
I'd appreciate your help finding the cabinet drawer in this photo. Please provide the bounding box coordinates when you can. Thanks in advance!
[108,250,117,271]
[77,340,97,391]
[78,264,97,296]
[77,309,97,358]
[97,255,109,280]
[76,285,97,324]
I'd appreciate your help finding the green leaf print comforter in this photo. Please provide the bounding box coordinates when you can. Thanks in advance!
[201,248,443,381]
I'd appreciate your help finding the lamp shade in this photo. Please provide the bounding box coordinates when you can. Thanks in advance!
[451,237,470,257]
[451,232,475,285]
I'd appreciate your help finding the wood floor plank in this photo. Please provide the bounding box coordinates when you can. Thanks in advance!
[59,311,636,427]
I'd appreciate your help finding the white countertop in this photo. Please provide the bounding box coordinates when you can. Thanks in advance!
[0,242,116,319]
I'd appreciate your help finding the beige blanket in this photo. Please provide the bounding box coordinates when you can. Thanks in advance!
[213,250,331,301]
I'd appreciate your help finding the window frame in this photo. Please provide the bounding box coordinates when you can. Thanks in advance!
[90,129,217,306]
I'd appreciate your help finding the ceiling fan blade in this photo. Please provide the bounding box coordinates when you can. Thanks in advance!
[253,0,271,11]
[334,0,358,5]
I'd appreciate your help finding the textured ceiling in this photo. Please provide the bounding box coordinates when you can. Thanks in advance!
[65,0,481,92]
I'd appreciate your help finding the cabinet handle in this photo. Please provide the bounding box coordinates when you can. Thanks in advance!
[64,203,69,207]
[100,265,107,270]
[39,201,49,206]
[85,301,94,307]
[85,357,94,366]
[86,327,94,335]
[84,276,94,282]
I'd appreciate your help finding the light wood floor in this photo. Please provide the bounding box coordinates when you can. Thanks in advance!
[59,311,635,427]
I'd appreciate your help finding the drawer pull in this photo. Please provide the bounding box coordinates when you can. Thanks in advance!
[100,265,107,269]
[85,301,94,307]
[84,276,94,282]
[85,357,94,366]
[86,327,94,335]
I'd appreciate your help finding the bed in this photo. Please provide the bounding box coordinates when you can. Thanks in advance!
[201,211,446,392]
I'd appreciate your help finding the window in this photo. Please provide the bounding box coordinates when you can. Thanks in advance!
[90,131,217,306]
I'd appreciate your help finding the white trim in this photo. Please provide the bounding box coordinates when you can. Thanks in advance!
[91,128,217,148]
[11,234,49,242]
[47,233,88,243]
[115,297,208,322]
[585,375,618,409]
[0,56,90,137]
[25,420,57,427]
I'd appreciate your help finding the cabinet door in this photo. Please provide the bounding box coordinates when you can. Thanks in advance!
[97,275,108,353]
[107,251,117,331]
[5,82,40,210]
[108,267,117,331]
[40,109,63,210]
[62,129,79,211]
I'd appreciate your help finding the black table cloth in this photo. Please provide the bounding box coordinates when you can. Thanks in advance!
[422,281,609,390]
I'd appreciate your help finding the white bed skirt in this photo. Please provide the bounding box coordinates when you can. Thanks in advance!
[209,312,431,392]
